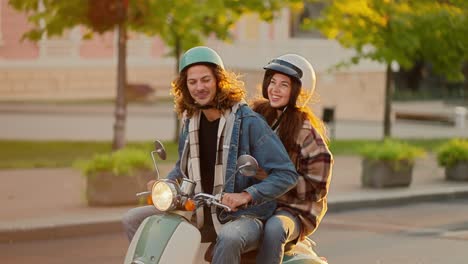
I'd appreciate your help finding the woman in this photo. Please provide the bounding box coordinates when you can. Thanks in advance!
[251,54,333,264]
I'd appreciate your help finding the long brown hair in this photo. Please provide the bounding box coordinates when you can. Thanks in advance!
[251,77,328,162]
[171,63,245,118]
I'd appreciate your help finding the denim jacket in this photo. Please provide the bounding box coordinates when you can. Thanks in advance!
[167,102,298,221]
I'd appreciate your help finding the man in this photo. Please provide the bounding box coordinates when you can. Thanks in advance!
[122,46,298,264]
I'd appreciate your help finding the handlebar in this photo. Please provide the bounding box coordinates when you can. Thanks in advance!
[211,200,232,212]
[193,193,232,212]
[136,191,151,197]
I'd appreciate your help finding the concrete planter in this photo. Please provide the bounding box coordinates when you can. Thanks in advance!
[445,161,468,181]
[361,158,413,188]
[86,170,154,206]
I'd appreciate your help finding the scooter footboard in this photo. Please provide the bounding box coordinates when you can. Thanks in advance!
[125,214,201,264]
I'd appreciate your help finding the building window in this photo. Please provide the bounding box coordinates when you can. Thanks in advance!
[38,0,80,58]
[290,2,325,39]
[127,31,152,58]
[40,28,81,58]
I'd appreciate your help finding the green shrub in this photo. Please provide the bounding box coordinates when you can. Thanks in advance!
[360,139,426,166]
[436,139,468,168]
[75,148,153,177]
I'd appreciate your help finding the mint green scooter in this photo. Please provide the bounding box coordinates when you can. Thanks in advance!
[124,141,327,264]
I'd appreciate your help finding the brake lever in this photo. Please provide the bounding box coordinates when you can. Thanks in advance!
[211,200,232,212]
[136,191,151,197]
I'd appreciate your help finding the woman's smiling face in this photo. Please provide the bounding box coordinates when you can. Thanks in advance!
[267,72,291,108]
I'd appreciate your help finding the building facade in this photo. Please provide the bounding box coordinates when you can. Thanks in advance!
[0,2,386,121]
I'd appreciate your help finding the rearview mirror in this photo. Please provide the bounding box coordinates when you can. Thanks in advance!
[236,155,258,177]
[154,140,167,160]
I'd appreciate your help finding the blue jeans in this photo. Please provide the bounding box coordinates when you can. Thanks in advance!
[256,210,301,264]
[123,206,263,264]
[212,216,263,264]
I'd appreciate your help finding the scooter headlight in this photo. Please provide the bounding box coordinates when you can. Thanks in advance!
[151,180,178,211]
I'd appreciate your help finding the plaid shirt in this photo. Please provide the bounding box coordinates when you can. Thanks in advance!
[275,120,333,240]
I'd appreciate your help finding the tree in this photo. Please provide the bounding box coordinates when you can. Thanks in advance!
[9,0,300,147]
[9,0,150,150]
[304,0,468,138]
[133,0,302,141]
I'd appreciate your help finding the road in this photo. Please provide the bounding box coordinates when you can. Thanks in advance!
[1,111,176,141]
[1,199,467,264]
[2,111,468,142]
[314,198,468,264]
[1,101,468,142]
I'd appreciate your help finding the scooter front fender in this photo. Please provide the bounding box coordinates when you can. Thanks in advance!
[282,254,327,264]
[281,240,327,264]
[124,213,201,264]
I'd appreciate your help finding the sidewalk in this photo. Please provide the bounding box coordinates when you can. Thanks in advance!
[1,155,468,243]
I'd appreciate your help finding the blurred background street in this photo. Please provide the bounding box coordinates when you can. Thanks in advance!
[1,100,467,141]
[1,199,467,264]
[1,1,467,264]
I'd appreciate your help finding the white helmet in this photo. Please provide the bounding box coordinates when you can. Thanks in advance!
[262,54,316,108]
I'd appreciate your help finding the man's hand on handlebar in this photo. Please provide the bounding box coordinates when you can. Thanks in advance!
[221,192,252,212]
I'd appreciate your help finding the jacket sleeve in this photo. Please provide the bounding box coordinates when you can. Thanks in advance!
[166,119,188,182]
[166,157,182,182]
[243,116,299,204]
[275,124,333,238]
[298,126,333,202]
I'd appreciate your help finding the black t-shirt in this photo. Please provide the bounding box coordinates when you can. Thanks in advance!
[199,111,220,195]
[198,111,220,240]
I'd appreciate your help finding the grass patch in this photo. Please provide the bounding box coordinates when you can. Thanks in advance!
[0,140,178,169]
[0,99,115,105]
[328,138,450,155]
[0,98,173,105]
[0,138,457,169]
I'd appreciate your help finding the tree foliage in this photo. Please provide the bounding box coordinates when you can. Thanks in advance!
[305,0,468,80]
[9,0,299,52]
[8,0,300,147]
[303,0,467,138]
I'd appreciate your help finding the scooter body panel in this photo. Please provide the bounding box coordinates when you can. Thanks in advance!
[282,254,327,264]
[124,214,201,264]
[281,240,327,264]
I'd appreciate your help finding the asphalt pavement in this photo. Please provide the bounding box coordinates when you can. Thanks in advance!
[1,100,467,141]
[0,101,467,243]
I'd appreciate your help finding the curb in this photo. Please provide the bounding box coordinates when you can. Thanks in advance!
[2,188,468,243]
[0,220,123,244]
[328,187,468,213]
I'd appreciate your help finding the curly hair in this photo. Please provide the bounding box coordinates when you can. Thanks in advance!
[171,63,246,118]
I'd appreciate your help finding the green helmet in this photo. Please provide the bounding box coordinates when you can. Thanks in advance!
[178,46,225,73]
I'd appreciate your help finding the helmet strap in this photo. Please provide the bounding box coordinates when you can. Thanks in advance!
[271,106,288,132]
